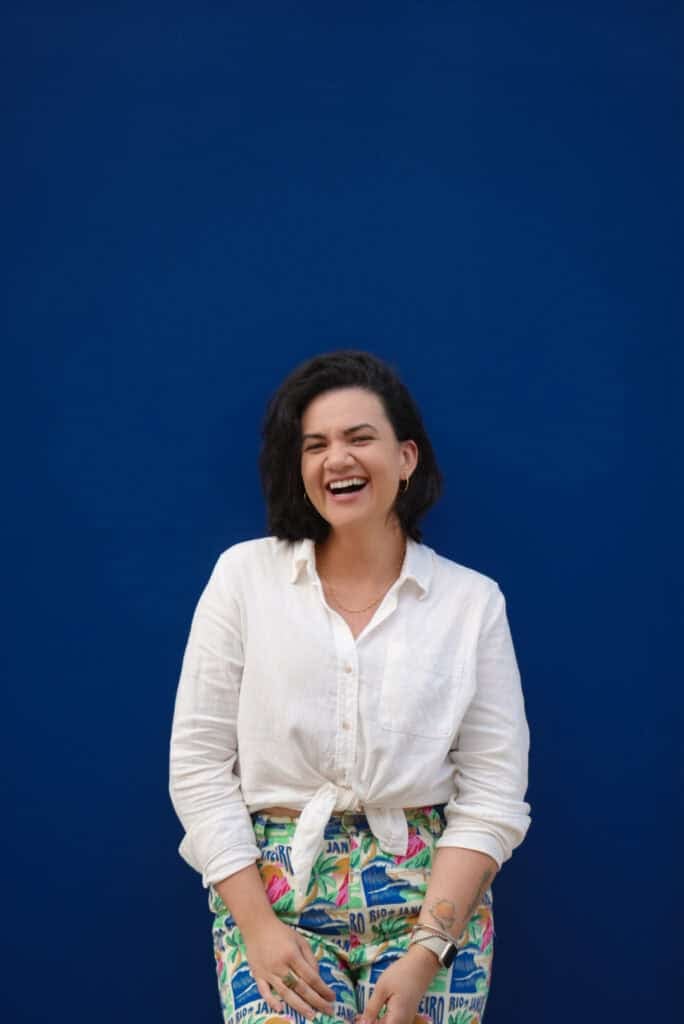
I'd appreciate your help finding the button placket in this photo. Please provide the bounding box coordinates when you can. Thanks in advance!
[335,634,358,788]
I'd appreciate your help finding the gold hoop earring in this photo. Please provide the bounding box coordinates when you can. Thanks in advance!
[303,490,310,504]
[400,477,410,495]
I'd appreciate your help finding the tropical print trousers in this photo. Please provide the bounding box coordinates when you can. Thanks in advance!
[208,806,494,1024]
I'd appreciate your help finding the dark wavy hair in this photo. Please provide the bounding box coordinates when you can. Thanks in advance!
[258,350,443,543]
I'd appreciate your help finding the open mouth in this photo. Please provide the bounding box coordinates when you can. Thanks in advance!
[326,478,369,496]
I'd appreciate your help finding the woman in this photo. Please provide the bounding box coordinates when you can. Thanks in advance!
[169,350,531,1024]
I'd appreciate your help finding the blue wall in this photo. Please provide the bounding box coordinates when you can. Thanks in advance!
[4,3,679,1022]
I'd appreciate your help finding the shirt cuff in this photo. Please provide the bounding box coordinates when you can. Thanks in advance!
[176,801,262,889]
[201,845,262,889]
[435,829,507,869]
[178,833,261,889]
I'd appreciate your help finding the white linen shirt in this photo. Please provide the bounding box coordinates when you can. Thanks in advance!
[168,535,531,897]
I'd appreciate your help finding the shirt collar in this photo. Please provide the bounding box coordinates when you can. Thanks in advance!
[289,536,433,599]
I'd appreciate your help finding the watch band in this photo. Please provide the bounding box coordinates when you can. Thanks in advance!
[412,922,453,941]
[408,930,458,968]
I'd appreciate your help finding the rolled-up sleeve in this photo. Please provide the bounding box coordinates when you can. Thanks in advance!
[437,582,532,868]
[168,550,260,888]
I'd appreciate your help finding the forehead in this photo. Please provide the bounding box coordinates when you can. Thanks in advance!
[300,387,389,431]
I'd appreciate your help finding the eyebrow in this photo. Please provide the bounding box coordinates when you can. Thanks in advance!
[302,422,379,441]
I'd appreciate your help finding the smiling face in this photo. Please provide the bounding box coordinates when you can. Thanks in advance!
[300,387,418,532]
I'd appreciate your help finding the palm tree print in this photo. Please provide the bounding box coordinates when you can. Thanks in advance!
[211,809,493,1024]
[222,927,246,967]
[307,853,342,901]
[448,1011,479,1024]
[370,915,411,943]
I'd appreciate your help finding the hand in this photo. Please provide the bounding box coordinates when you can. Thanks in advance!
[358,945,441,1024]
[242,914,336,1020]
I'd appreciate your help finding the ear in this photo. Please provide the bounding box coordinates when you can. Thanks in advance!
[400,439,419,477]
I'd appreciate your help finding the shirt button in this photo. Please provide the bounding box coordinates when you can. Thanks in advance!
[342,721,351,731]
[344,663,353,674]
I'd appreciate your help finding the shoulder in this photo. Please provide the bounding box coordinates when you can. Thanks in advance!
[215,535,293,566]
[212,535,296,581]
[427,545,502,607]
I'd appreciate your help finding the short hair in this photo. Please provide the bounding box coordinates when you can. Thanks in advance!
[258,349,443,542]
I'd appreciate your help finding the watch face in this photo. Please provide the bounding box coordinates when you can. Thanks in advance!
[441,943,457,968]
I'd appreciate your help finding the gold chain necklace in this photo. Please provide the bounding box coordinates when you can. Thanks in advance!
[319,541,407,614]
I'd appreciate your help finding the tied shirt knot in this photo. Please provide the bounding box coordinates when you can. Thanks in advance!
[290,782,409,896]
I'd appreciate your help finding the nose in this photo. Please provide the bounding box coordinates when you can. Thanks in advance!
[325,441,357,469]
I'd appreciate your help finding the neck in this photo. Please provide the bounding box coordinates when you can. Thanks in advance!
[315,519,408,583]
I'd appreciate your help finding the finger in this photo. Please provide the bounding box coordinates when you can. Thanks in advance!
[296,935,325,978]
[270,976,322,1021]
[278,961,336,1017]
[255,977,284,1015]
[362,984,388,1024]
[288,973,336,1016]
[294,942,336,1000]
[382,997,408,1024]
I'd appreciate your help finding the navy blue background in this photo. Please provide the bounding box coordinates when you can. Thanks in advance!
[4,3,680,1022]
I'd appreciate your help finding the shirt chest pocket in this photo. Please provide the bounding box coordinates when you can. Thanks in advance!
[379,639,464,740]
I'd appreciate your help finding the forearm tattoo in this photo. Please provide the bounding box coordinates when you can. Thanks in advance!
[428,868,495,937]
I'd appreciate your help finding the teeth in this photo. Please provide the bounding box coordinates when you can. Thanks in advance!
[328,477,367,491]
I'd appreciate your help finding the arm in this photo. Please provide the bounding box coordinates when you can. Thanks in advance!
[437,581,531,867]
[169,550,334,1018]
[417,845,498,944]
[168,549,260,886]
[214,864,335,1020]
[362,582,530,1024]
[360,848,497,1024]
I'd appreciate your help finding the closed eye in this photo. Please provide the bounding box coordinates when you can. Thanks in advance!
[303,436,373,452]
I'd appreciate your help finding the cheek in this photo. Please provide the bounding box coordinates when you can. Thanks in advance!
[301,460,322,493]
